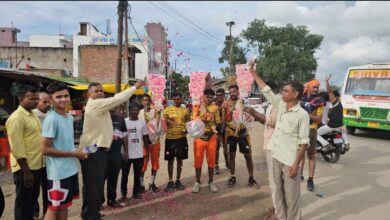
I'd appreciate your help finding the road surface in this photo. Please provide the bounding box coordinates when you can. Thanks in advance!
[1,125,389,219]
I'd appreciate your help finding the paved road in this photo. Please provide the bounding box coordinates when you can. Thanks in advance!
[301,129,390,220]
[1,122,272,220]
[1,126,389,219]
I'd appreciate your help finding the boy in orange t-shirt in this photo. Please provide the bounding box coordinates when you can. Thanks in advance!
[191,88,221,193]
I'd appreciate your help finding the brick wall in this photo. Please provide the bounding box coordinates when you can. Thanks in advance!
[79,45,138,84]
[79,45,117,83]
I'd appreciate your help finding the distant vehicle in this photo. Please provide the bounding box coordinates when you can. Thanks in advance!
[341,64,390,134]
[247,97,265,114]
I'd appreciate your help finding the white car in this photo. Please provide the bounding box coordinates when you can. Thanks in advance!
[247,97,266,114]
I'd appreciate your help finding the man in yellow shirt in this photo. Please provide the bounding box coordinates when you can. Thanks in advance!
[6,83,43,220]
[192,88,220,193]
[79,81,143,220]
[163,92,191,192]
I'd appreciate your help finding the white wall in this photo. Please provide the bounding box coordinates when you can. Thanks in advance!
[29,35,66,48]
[72,35,93,77]
[72,23,106,77]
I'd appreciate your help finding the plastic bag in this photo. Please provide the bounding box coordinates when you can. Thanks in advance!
[232,109,254,125]
[147,118,168,144]
[186,119,205,138]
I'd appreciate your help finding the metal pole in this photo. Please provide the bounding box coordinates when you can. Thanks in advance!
[115,1,125,93]
[226,21,235,76]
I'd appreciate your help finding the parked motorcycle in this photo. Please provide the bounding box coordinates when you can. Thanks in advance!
[316,130,347,163]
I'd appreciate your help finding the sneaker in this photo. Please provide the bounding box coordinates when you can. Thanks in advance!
[175,180,185,190]
[118,196,127,203]
[164,181,175,192]
[192,182,201,193]
[140,185,146,194]
[307,179,315,191]
[149,183,160,193]
[228,176,236,188]
[214,166,221,175]
[248,176,258,187]
[208,182,218,193]
[132,193,143,200]
[344,143,350,151]
[300,174,304,181]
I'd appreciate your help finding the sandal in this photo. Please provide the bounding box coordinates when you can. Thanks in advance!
[228,176,236,187]
[248,176,258,187]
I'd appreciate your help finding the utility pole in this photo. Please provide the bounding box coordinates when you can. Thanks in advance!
[115,1,127,93]
[226,21,235,76]
[124,1,129,84]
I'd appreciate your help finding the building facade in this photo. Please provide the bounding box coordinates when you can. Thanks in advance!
[78,45,140,83]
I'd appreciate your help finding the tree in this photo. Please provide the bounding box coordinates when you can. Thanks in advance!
[170,72,190,98]
[218,37,247,77]
[241,19,324,86]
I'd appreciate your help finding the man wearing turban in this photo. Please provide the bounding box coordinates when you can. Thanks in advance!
[300,79,326,191]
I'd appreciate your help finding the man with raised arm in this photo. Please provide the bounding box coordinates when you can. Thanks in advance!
[249,63,309,220]
[79,81,143,220]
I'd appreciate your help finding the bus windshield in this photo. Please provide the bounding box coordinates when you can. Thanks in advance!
[345,70,390,96]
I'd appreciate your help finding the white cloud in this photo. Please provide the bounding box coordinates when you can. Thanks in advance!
[2,1,390,85]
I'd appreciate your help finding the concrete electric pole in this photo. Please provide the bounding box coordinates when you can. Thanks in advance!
[115,0,127,93]
[226,21,235,76]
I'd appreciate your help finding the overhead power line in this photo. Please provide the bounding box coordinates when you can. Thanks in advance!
[148,1,218,42]
[158,1,222,43]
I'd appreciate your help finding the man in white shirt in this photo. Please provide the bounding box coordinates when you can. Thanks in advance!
[121,103,150,200]
[32,91,51,219]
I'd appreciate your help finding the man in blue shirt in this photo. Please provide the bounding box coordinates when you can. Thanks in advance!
[41,82,87,219]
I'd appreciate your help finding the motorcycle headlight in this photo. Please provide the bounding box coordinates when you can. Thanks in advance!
[346,108,357,116]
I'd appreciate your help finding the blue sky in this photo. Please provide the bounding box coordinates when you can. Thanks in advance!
[2,1,390,87]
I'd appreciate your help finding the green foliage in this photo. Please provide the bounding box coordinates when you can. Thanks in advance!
[218,37,247,77]
[170,72,190,98]
[241,19,324,86]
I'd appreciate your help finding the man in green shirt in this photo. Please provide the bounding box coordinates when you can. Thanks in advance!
[249,65,309,220]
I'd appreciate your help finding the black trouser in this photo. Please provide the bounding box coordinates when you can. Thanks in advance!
[13,169,41,220]
[0,185,4,218]
[105,144,123,203]
[121,158,143,197]
[80,148,107,220]
[33,167,48,218]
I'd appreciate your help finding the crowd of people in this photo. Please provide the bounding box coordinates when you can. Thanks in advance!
[4,62,349,220]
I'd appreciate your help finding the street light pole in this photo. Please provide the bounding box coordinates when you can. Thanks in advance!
[226,21,235,76]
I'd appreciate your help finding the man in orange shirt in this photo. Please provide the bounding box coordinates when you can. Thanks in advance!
[192,89,221,193]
